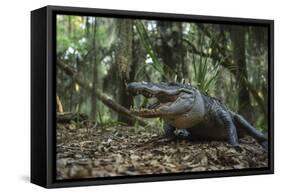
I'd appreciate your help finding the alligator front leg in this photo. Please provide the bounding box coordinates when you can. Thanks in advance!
[164,123,190,140]
[175,129,191,139]
[217,110,239,146]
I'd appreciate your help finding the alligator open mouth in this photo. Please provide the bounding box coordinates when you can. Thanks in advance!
[130,94,179,117]
[127,85,179,117]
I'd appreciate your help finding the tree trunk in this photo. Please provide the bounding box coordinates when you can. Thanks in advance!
[91,18,98,119]
[116,19,134,125]
[132,22,146,81]
[230,26,253,123]
[157,21,185,81]
[180,24,189,81]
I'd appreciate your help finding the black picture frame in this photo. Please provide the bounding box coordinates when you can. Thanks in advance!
[31,5,274,188]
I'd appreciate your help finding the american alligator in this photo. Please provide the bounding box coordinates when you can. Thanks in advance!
[127,81,268,149]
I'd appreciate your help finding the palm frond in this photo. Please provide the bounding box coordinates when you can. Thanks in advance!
[192,53,221,92]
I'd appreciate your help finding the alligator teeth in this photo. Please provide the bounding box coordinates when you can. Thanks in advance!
[130,105,160,114]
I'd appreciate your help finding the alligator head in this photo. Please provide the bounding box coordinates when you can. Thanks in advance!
[127,81,196,118]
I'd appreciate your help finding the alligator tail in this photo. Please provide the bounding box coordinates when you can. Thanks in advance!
[260,140,268,150]
[232,113,268,150]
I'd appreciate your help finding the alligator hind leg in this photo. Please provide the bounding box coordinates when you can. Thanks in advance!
[217,110,239,146]
[232,113,268,148]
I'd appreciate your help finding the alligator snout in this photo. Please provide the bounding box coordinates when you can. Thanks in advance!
[127,82,154,97]
[127,81,187,96]
[127,82,143,92]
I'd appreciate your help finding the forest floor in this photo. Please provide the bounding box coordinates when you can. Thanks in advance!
[56,118,268,180]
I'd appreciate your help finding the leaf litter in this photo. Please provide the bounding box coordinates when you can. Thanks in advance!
[56,120,268,180]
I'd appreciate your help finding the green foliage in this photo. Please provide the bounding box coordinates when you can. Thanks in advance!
[57,16,89,58]
[192,54,221,93]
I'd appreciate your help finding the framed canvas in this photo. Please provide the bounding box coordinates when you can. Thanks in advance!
[31,5,274,188]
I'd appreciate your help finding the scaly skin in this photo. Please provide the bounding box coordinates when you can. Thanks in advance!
[127,81,268,149]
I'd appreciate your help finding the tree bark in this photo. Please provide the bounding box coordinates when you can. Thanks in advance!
[157,21,185,81]
[230,26,253,123]
[91,18,98,119]
[116,19,134,125]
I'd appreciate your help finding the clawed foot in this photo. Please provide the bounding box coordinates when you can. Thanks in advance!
[174,129,190,139]
[227,143,243,152]
[165,129,191,141]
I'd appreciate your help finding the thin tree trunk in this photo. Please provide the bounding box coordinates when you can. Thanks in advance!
[116,19,134,125]
[230,26,253,123]
[132,22,146,80]
[91,18,98,119]
[157,21,185,81]
[180,23,189,81]
[68,16,73,111]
